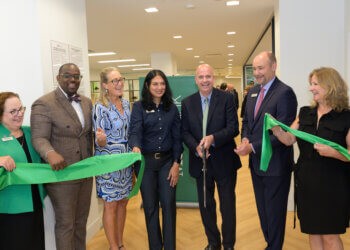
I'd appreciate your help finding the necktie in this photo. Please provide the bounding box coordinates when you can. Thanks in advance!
[68,94,81,103]
[254,87,265,118]
[202,97,209,137]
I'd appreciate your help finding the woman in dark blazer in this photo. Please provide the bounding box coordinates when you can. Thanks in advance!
[129,70,183,250]
[0,92,45,250]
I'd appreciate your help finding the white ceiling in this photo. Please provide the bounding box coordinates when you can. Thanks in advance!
[86,0,274,77]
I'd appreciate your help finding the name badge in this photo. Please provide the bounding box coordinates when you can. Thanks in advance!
[2,136,14,142]
[251,93,258,98]
[146,110,155,113]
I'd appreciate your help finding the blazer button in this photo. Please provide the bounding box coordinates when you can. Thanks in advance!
[66,125,70,128]
[76,150,80,154]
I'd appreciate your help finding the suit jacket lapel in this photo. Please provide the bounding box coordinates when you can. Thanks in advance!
[79,97,91,136]
[193,92,203,125]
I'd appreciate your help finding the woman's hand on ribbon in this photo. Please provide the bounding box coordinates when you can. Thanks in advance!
[0,156,16,171]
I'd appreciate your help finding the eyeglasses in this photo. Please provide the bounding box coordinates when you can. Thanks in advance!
[110,78,125,85]
[60,74,83,80]
[7,106,26,116]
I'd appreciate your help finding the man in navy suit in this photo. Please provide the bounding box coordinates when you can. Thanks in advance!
[235,51,297,250]
[182,64,241,250]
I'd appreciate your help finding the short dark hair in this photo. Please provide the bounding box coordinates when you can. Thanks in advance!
[0,92,19,118]
[58,63,79,74]
[141,70,173,111]
[220,82,227,90]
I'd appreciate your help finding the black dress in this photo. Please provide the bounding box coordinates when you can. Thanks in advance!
[0,135,45,250]
[295,106,350,234]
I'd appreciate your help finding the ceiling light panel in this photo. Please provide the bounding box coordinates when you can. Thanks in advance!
[118,64,150,68]
[98,59,136,63]
[226,31,236,35]
[88,52,116,57]
[226,1,240,6]
[145,7,159,13]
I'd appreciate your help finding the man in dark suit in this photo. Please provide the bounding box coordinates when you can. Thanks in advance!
[235,51,297,250]
[182,64,241,250]
[31,63,93,250]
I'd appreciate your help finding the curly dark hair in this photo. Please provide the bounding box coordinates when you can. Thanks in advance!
[141,70,174,111]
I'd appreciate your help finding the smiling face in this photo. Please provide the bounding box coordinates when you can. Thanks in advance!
[103,70,124,98]
[149,75,166,102]
[1,96,24,132]
[56,64,81,96]
[309,74,327,104]
[253,52,276,86]
[195,64,214,96]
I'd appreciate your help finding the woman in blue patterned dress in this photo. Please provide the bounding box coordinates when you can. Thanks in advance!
[92,67,132,250]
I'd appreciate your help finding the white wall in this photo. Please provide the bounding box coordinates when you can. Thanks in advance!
[0,1,43,125]
[275,0,346,108]
[274,0,348,211]
[1,0,102,248]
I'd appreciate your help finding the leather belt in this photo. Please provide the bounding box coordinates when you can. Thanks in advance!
[144,150,171,160]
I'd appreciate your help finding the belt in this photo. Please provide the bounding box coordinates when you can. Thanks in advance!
[144,150,171,160]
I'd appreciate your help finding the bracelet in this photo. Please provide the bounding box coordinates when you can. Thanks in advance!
[45,149,54,159]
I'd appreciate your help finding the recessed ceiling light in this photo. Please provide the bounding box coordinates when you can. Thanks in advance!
[185,3,195,9]
[118,64,150,68]
[226,31,236,35]
[228,53,234,56]
[173,35,182,39]
[194,55,200,58]
[228,59,233,62]
[228,63,232,66]
[228,66,232,69]
[199,60,205,63]
[145,7,159,13]
[98,59,136,63]
[226,1,239,6]
[186,48,193,51]
[132,67,153,71]
[88,52,116,57]
[227,45,235,48]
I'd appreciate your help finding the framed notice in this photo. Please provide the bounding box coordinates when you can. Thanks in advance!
[50,40,69,86]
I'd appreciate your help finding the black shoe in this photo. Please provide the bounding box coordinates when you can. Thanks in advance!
[204,244,221,250]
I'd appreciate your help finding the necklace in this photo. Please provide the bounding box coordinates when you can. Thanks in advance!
[115,102,123,112]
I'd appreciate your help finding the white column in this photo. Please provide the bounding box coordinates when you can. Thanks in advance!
[151,52,178,76]
[274,0,348,210]
[275,0,346,107]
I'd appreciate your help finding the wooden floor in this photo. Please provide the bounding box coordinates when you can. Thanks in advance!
[87,153,350,250]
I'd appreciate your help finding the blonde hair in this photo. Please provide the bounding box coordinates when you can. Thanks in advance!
[309,67,349,112]
[98,67,119,107]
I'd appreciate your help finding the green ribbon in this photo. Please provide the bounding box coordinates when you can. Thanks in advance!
[261,113,350,172]
[0,153,145,199]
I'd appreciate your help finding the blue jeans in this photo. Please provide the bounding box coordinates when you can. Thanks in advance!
[135,157,176,250]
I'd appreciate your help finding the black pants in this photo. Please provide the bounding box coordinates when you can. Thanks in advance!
[135,155,176,250]
[196,170,237,248]
[0,185,45,250]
